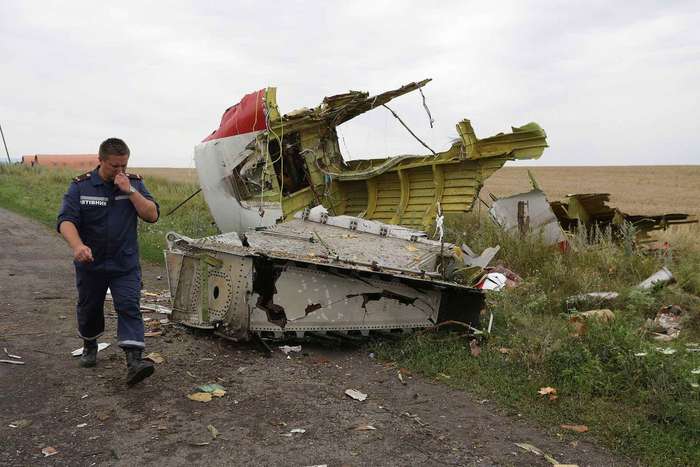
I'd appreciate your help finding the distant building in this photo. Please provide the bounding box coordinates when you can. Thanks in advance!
[21,154,98,171]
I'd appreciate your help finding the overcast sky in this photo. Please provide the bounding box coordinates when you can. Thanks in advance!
[2,1,698,167]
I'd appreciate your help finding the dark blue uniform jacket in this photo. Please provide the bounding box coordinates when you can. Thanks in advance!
[57,166,159,274]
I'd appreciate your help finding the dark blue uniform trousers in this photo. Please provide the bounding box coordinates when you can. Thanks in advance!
[76,267,145,349]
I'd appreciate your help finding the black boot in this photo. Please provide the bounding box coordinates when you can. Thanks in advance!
[124,348,154,386]
[79,340,98,368]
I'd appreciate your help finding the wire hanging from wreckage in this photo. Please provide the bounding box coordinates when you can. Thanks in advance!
[419,88,434,128]
[382,104,437,156]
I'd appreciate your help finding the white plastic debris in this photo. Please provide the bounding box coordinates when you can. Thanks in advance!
[0,359,25,365]
[3,347,22,359]
[691,368,700,375]
[634,352,648,357]
[655,347,677,355]
[278,345,302,355]
[344,389,368,401]
[71,342,110,357]
[637,267,674,290]
[477,273,507,291]
[281,428,306,437]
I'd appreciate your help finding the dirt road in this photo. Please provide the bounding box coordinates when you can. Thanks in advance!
[0,208,628,466]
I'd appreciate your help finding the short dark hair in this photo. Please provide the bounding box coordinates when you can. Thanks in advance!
[98,138,130,160]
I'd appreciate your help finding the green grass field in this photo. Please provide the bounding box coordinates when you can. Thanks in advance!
[0,164,218,263]
[1,164,699,465]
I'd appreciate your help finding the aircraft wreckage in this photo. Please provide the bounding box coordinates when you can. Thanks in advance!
[165,79,549,339]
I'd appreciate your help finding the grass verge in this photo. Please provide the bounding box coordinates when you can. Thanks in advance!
[375,215,700,466]
[0,164,218,264]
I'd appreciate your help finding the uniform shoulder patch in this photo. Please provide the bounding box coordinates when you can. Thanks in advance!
[126,172,142,180]
[72,171,92,183]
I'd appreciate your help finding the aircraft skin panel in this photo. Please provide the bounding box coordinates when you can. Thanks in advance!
[196,81,547,233]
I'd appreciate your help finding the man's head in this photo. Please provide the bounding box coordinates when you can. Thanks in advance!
[98,138,130,182]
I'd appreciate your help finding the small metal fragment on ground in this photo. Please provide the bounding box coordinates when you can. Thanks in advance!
[77,423,87,428]
[41,446,58,457]
[0,359,25,365]
[187,392,212,402]
[8,419,31,428]
[278,345,302,355]
[281,428,306,437]
[397,370,406,385]
[197,383,226,397]
[141,304,172,314]
[145,352,165,364]
[345,389,368,401]
[3,347,22,359]
[351,425,377,431]
[71,342,110,357]
[560,424,589,433]
[514,442,562,465]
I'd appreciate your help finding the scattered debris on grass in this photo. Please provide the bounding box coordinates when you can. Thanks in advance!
[550,192,696,242]
[476,272,507,291]
[646,305,683,341]
[637,267,674,290]
[565,292,619,312]
[538,387,558,401]
[345,389,368,401]
[569,309,615,336]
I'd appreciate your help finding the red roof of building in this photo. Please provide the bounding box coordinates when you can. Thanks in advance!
[21,154,98,170]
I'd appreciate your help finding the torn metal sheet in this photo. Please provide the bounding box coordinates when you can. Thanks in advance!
[196,79,548,233]
[489,189,566,246]
[550,193,697,240]
[460,244,501,268]
[165,212,484,340]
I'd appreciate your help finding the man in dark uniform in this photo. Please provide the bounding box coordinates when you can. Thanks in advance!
[57,138,159,386]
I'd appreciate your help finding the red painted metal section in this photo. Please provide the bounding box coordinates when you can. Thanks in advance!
[203,89,268,142]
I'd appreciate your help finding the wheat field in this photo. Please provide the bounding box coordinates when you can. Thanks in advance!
[134,165,700,217]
